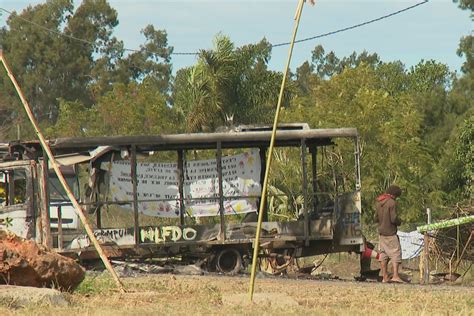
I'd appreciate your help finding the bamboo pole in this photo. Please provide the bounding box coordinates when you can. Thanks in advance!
[417,215,474,233]
[0,50,126,293]
[248,0,307,301]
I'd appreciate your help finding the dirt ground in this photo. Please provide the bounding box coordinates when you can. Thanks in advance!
[1,254,472,316]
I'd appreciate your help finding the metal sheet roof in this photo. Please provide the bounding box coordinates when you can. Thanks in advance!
[49,128,358,152]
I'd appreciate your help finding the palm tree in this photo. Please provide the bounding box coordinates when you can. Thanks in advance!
[172,34,294,132]
[173,35,236,132]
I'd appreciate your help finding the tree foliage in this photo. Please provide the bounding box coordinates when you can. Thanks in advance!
[438,113,474,201]
[0,0,172,139]
[285,62,439,222]
[49,79,176,137]
[310,45,381,79]
[173,34,290,132]
[0,1,471,226]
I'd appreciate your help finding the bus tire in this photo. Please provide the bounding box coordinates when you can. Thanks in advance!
[216,248,242,275]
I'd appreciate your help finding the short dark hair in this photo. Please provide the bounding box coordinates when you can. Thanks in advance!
[386,185,402,197]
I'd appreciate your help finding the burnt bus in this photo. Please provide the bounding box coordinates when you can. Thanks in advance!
[0,124,363,274]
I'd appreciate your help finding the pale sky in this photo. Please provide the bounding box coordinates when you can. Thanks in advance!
[0,0,472,74]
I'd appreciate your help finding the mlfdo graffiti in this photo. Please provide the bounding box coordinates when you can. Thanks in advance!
[140,226,197,244]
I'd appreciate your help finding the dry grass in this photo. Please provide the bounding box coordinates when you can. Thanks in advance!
[1,272,472,316]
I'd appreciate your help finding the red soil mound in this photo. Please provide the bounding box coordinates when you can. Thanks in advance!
[0,230,85,291]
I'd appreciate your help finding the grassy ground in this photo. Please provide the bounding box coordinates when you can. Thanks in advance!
[1,270,472,316]
[1,253,472,315]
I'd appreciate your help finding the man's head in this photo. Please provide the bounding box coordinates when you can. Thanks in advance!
[386,185,402,198]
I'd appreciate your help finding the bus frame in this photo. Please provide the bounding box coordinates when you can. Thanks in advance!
[0,124,363,274]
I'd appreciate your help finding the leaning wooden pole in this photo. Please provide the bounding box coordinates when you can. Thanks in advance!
[248,0,307,301]
[0,50,126,293]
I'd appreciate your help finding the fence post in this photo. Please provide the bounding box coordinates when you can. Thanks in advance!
[423,208,431,284]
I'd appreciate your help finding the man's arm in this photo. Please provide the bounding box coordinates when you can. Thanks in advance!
[390,202,402,226]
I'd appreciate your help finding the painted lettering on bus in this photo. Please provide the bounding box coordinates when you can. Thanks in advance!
[140,226,197,243]
[0,216,13,228]
[342,212,362,237]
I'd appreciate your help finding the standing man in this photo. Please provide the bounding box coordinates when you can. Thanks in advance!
[375,185,404,283]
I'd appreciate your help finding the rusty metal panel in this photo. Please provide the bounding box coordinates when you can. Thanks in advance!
[24,161,35,240]
[49,128,358,152]
[0,160,36,239]
[334,191,363,246]
[37,159,52,248]
[64,217,333,251]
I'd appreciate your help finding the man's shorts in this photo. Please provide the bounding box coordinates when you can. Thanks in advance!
[378,234,402,263]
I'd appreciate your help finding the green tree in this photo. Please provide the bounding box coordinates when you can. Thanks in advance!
[406,60,453,153]
[439,113,474,201]
[0,0,74,138]
[434,0,474,207]
[453,0,474,13]
[99,25,173,98]
[0,0,122,139]
[173,34,288,132]
[310,44,381,79]
[50,79,176,137]
[0,0,173,140]
[285,62,435,222]
[48,100,93,137]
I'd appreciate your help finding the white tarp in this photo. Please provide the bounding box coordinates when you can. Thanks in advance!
[397,230,424,260]
[103,150,261,217]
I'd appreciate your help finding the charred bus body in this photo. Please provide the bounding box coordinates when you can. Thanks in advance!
[0,125,363,274]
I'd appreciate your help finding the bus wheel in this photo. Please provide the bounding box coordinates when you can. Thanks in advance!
[216,248,242,275]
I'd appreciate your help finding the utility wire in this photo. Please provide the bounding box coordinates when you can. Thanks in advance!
[0,0,428,56]
[272,0,429,47]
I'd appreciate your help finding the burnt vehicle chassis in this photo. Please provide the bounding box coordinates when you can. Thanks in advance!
[0,125,363,274]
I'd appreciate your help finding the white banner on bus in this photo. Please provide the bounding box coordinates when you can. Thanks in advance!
[103,150,261,217]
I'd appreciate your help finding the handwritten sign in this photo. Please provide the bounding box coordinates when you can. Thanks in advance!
[104,150,261,217]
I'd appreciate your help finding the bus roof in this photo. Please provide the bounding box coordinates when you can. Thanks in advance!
[48,127,358,152]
